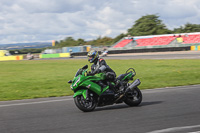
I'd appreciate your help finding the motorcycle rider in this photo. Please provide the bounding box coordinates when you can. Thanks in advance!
[87,50,124,93]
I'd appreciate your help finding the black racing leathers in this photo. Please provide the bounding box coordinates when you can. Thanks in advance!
[90,58,116,91]
[91,58,116,77]
[90,58,124,92]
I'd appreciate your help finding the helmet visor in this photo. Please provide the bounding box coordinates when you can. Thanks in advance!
[88,53,96,62]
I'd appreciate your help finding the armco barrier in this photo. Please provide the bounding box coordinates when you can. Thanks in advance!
[40,53,60,58]
[40,53,70,58]
[0,55,23,61]
[72,46,191,56]
[191,46,196,51]
[191,45,200,51]
[59,53,70,57]
[108,46,191,54]
[39,46,191,58]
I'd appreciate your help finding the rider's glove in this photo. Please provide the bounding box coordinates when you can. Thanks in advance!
[87,69,101,76]
[87,71,92,76]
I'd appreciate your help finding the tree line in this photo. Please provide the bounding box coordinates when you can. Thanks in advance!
[12,14,200,54]
[54,14,200,48]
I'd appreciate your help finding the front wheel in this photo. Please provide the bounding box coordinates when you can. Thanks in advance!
[124,87,142,106]
[74,95,97,112]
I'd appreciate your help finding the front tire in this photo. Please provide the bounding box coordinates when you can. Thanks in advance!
[74,95,97,112]
[124,87,142,106]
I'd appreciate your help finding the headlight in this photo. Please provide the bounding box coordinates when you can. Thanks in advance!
[73,77,80,87]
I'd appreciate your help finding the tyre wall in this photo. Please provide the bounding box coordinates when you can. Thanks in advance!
[191,45,200,51]
[40,53,70,58]
[0,55,23,61]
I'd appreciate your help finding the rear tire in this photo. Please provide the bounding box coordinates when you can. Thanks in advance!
[124,87,142,106]
[74,95,97,112]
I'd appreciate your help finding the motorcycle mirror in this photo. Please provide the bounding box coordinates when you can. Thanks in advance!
[82,65,88,69]
[68,80,72,83]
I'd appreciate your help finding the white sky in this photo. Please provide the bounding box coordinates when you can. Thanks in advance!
[0,0,200,44]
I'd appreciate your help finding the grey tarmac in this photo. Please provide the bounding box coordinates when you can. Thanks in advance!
[1,85,200,133]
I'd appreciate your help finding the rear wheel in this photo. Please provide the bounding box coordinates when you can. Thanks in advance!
[124,87,142,106]
[74,95,97,112]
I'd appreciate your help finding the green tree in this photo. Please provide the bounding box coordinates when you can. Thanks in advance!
[128,14,171,36]
[173,23,200,33]
[77,38,85,45]
[53,15,200,48]
[64,37,75,42]
[85,36,113,46]
[56,37,81,47]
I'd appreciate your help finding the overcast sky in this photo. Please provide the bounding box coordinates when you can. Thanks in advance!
[0,0,200,44]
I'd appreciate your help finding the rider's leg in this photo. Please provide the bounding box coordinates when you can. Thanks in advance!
[98,81,107,92]
[114,79,125,93]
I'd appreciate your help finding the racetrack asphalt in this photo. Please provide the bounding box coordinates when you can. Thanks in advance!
[1,85,200,133]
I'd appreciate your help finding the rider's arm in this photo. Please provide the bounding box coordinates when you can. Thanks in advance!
[97,59,107,73]
[99,65,106,72]
[91,64,95,73]
[90,59,107,75]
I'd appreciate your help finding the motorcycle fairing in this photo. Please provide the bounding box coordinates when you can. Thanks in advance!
[72,72,110,99]
[73,89,87,99]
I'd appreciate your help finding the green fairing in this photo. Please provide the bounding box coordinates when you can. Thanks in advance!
[73,90,87,98]
[95,73,106,80]
[73,86,109,98]
[80,80,102,95]
[71,69,109,99]
[80,73,107,95]
[122,73,133,81]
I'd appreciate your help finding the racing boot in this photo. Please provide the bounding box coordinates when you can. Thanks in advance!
[114,80,125,94]
[98,81,107,92]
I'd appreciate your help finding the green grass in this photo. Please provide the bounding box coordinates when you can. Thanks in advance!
[0,59,200,101]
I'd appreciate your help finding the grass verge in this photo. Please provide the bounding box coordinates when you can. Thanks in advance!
[0,59,200,101]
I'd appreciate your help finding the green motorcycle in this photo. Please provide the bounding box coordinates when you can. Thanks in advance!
[68,65,142,112]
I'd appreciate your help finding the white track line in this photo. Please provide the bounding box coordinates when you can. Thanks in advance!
[0,98,73,108]
[148,125,200,133]
[0,85,199,108]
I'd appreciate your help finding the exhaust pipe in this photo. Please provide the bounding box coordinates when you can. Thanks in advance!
[126,79,141,92]
[115,79,141,102]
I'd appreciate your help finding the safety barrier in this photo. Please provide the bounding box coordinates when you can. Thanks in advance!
[191,45,200,51]
[39,53,70,58]
[72,46,191,56]
[0,55,23,61]
[59,53,70,57]
[62,46,90,53]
